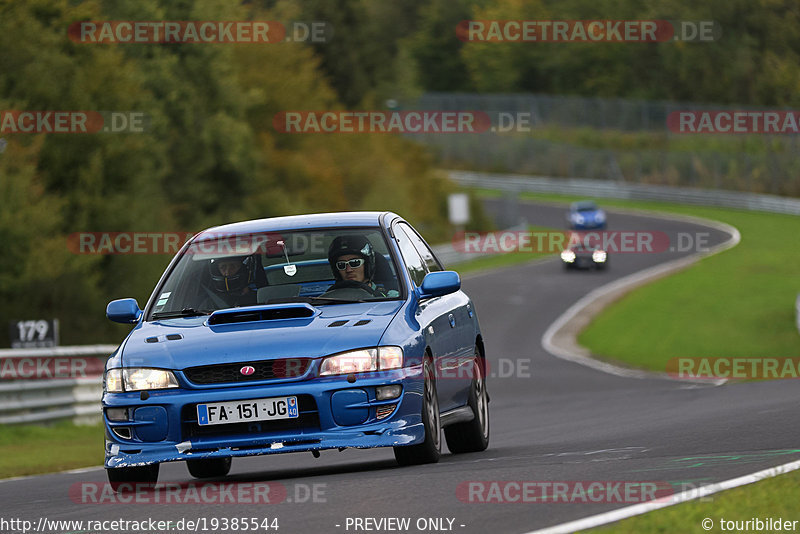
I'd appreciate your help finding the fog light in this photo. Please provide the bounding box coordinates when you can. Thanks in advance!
[376,405,397,420]
[106,408,129,421]
[112,427,132,440]
[376,385,402,401]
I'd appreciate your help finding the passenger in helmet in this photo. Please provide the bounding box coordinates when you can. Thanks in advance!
[325,235,385,297]
[207,255,258,307]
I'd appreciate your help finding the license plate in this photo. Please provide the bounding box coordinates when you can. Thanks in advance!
[197,396,298,426]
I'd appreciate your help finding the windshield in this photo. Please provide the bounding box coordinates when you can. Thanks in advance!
[575,202,598,212]
[148,227,401,319]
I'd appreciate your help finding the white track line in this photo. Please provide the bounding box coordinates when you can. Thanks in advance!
[524,457,800,534]
[0,465,103,484]
[541,208,740,382]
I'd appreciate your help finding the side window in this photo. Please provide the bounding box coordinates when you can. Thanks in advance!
[394,225,427,287]
[399,223,442,273]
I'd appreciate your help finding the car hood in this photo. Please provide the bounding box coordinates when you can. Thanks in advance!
[574,210,602,221]
[119,301,403,370]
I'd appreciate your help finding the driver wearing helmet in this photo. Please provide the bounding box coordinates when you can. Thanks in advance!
[207,255,258,307]
[326,235,386,297]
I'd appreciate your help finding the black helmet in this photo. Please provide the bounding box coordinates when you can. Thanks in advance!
[328,235,376,281]
[209,255,255,293]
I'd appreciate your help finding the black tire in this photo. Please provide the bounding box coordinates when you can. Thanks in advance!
[187,457,232,479]
[106,463,159,492]
[394,358,441,466]
[444,353,490,453]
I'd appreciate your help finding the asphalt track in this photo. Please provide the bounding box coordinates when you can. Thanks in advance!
[2,200,799,534]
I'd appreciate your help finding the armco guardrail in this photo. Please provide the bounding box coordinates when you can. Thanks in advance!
[0,233,520,426]
[0,345,114,425]
[450,170,800,216]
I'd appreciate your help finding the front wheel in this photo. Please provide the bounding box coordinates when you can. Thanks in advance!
[187,457,232,479]
[394,358,441,465]
[107,463,159,492]
[444,353,490,453]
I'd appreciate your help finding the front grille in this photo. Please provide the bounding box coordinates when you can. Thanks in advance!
[181,395,320,439]
[184,358,311,385]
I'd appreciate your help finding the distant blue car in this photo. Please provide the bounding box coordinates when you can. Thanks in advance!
[103,212,489,488]
[567,201,606,230]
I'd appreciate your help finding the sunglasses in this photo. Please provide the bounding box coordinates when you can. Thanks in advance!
[336,258,365,270]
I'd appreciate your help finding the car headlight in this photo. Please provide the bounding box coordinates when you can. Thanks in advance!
[595,212,606,223]
[573,214,585,224]
[592,250,607,262]
[319,347,404,376]
[560,250,576,263]
[105,368,179,392]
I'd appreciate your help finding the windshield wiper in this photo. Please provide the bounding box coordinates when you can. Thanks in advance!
[152,308,213,319]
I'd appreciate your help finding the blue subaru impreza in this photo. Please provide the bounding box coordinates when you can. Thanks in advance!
[103,212,489,487]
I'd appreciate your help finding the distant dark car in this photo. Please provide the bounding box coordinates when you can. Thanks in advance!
[567,201,606,230]
[560,243,608,270]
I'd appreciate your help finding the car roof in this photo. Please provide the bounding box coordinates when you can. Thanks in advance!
[195,211,397,238]
[571,200,598,210]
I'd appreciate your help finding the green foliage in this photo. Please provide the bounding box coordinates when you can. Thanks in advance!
[0,0,460,346]
[454,0,800,105]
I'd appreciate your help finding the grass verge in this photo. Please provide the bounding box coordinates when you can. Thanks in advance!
[473,187,800,531]
[587,468,800,533]
[451,224,556,274]
[0,422,104,478]
[473,188,800,371]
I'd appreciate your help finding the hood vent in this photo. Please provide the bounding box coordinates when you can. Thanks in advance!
[353,320,371,326]
[208,303,316,326]
[328,320,348,327]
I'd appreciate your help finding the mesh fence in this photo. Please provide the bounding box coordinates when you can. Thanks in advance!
[404,93,800,196]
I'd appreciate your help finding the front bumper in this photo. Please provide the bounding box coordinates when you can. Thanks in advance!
[103,365,425,468]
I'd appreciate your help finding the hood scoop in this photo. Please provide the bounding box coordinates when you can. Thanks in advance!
[208,303,317,326]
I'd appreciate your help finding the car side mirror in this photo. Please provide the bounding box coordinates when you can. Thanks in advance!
[107,298,142,324]
[416,271,461,300]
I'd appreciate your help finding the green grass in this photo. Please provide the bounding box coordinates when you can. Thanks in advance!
[469,188,800,530]
[576,204,800,371]
[450,225,557,274]
[0,422,104,478]
[474,188,800,371]
[587,468,800,533]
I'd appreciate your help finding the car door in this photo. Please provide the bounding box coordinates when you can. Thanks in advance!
[396,223,473,411]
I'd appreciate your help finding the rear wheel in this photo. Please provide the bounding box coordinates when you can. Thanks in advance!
[106,463,159,492]
[187,457,232,479]
[394,358,441,465]
[445,352,489,453]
